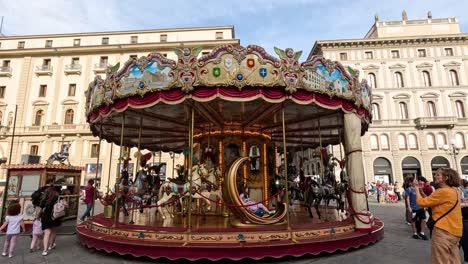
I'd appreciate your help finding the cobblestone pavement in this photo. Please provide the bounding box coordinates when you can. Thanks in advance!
[0,200,448,264]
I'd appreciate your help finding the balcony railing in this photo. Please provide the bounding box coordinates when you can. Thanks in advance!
[64,64,82,75]
[0,66,12,77]
[93,63,109,73]
[414,116,458,129]
[35,65,53,75]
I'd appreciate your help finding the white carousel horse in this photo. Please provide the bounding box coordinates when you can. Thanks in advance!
[158,163,212,215]
[200,168,223,212]
[156,184,177,219]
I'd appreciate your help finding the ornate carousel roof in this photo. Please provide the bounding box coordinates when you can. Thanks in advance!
[85,45,372,152]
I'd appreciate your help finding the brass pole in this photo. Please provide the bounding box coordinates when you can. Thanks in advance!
[187,108,195,235]
[91,122,103,217]
[129,117,143,224]
[106,144,114,192]
[318,119,324,183]
[114,112,126,226]
[281,107,291,230]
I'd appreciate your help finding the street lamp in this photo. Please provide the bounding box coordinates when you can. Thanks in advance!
[442,139,461,172]
[169,151,175,179]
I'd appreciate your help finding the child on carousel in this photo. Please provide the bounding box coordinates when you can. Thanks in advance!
[239,184,272,217]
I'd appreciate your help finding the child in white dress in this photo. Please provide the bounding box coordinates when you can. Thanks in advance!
[0,203,25,258]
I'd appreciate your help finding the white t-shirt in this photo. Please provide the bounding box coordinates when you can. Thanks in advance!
[5,215,23,234]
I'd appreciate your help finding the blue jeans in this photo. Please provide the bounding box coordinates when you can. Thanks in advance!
[460,220,468,262]
[80,203,93,221]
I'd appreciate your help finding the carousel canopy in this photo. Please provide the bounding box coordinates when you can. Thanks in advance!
[85,45,372,152]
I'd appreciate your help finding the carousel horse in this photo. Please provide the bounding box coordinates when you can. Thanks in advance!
[161,163,212,216]
[46,144,71,165]
[200,167,224,212]
[156,184,177,219]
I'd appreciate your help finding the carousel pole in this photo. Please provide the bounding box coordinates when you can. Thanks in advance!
[187,107,195,236]
[129,117,143,225]
[281,107,291,231]
[318,119,324,183]
[91,121,103,217]
[106,144,114,192]
[114,112,126,226]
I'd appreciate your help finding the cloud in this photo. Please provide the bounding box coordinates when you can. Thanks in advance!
[1,0,467,57]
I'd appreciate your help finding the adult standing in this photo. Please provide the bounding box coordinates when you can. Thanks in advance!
[394,181,402,201]
[405,177,428,240]
[414,168,462,264]
[80,179,97,221]
[37,187,65,256]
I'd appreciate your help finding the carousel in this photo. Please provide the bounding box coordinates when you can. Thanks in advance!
[76,44,383,260]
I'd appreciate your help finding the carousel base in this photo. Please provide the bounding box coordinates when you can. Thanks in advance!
[76,207,384,261]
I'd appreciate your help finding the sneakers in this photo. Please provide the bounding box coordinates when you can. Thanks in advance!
[1,252,6,257]
[412,234,420,239]
[41,251,48,256]
[48,243,56,250]
[8,255,12,258]
[419,233,428,240]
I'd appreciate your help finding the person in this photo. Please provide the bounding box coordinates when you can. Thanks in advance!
[37,187,67,256]
[0,203,25,258]
[31,179,54,211]
[80,179,98,222]
[414,168,462,264]
[30,218,43,252]
[239,185,271,217]
[394,181,402,201]
[460,188,468,263]
[405,177,428,240]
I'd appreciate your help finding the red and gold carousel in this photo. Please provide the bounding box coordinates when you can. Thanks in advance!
[76,44,382,260]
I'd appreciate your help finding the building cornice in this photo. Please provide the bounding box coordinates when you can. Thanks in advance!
[309,34,468,58]
[0,26,235,40]
[0,39,240,57]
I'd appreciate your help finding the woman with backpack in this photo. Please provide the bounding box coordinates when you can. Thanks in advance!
[36,187,67,256]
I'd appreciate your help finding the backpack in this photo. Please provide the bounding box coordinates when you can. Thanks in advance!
[52,200,66,220]
[31,189,44,207]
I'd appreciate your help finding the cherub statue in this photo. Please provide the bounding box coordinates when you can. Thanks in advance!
[174,46,203,93]
[274,47,303,93]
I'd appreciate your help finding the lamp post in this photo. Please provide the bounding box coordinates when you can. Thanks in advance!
[443,139,461,172]
[169,151,175,179]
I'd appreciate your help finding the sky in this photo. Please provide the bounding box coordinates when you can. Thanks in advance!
[1,0,468,58]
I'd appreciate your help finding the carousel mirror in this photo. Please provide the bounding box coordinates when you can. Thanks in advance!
[248,145,260,173]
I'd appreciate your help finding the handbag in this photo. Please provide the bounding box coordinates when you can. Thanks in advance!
[52,199,66,220]
[426,192,459,231]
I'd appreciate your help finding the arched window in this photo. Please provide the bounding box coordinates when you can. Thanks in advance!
[372,103,381,120]
[449,70,460,86]
[398,134,407,150]
[370,134,379,150]
[427,101,437,117]
[436,133,447,149]
[408,134,418,149]
[34,110,44,126]
[455,133,466,149]
[394,71,404,88]
[64,109,74,124]
[380,134,390,150]
[456,100,466,118]
[399,102,408,119]
[368,73,377,89]
[426,133,436,149]
[422,71,432,87]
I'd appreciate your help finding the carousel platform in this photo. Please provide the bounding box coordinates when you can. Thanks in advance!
[76,205,384,261]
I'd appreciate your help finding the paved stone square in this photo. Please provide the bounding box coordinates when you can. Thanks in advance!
[0,200,443,264]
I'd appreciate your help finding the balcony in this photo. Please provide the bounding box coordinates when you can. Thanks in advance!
[0,67,12,77]
[93,63,109,73]
[64,64,82,75]
[414,116,458,129]
[35,65,53,76]
[370,119,414,127]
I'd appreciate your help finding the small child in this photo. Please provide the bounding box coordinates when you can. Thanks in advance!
[0,203,25,258]
[30,219,43,252]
